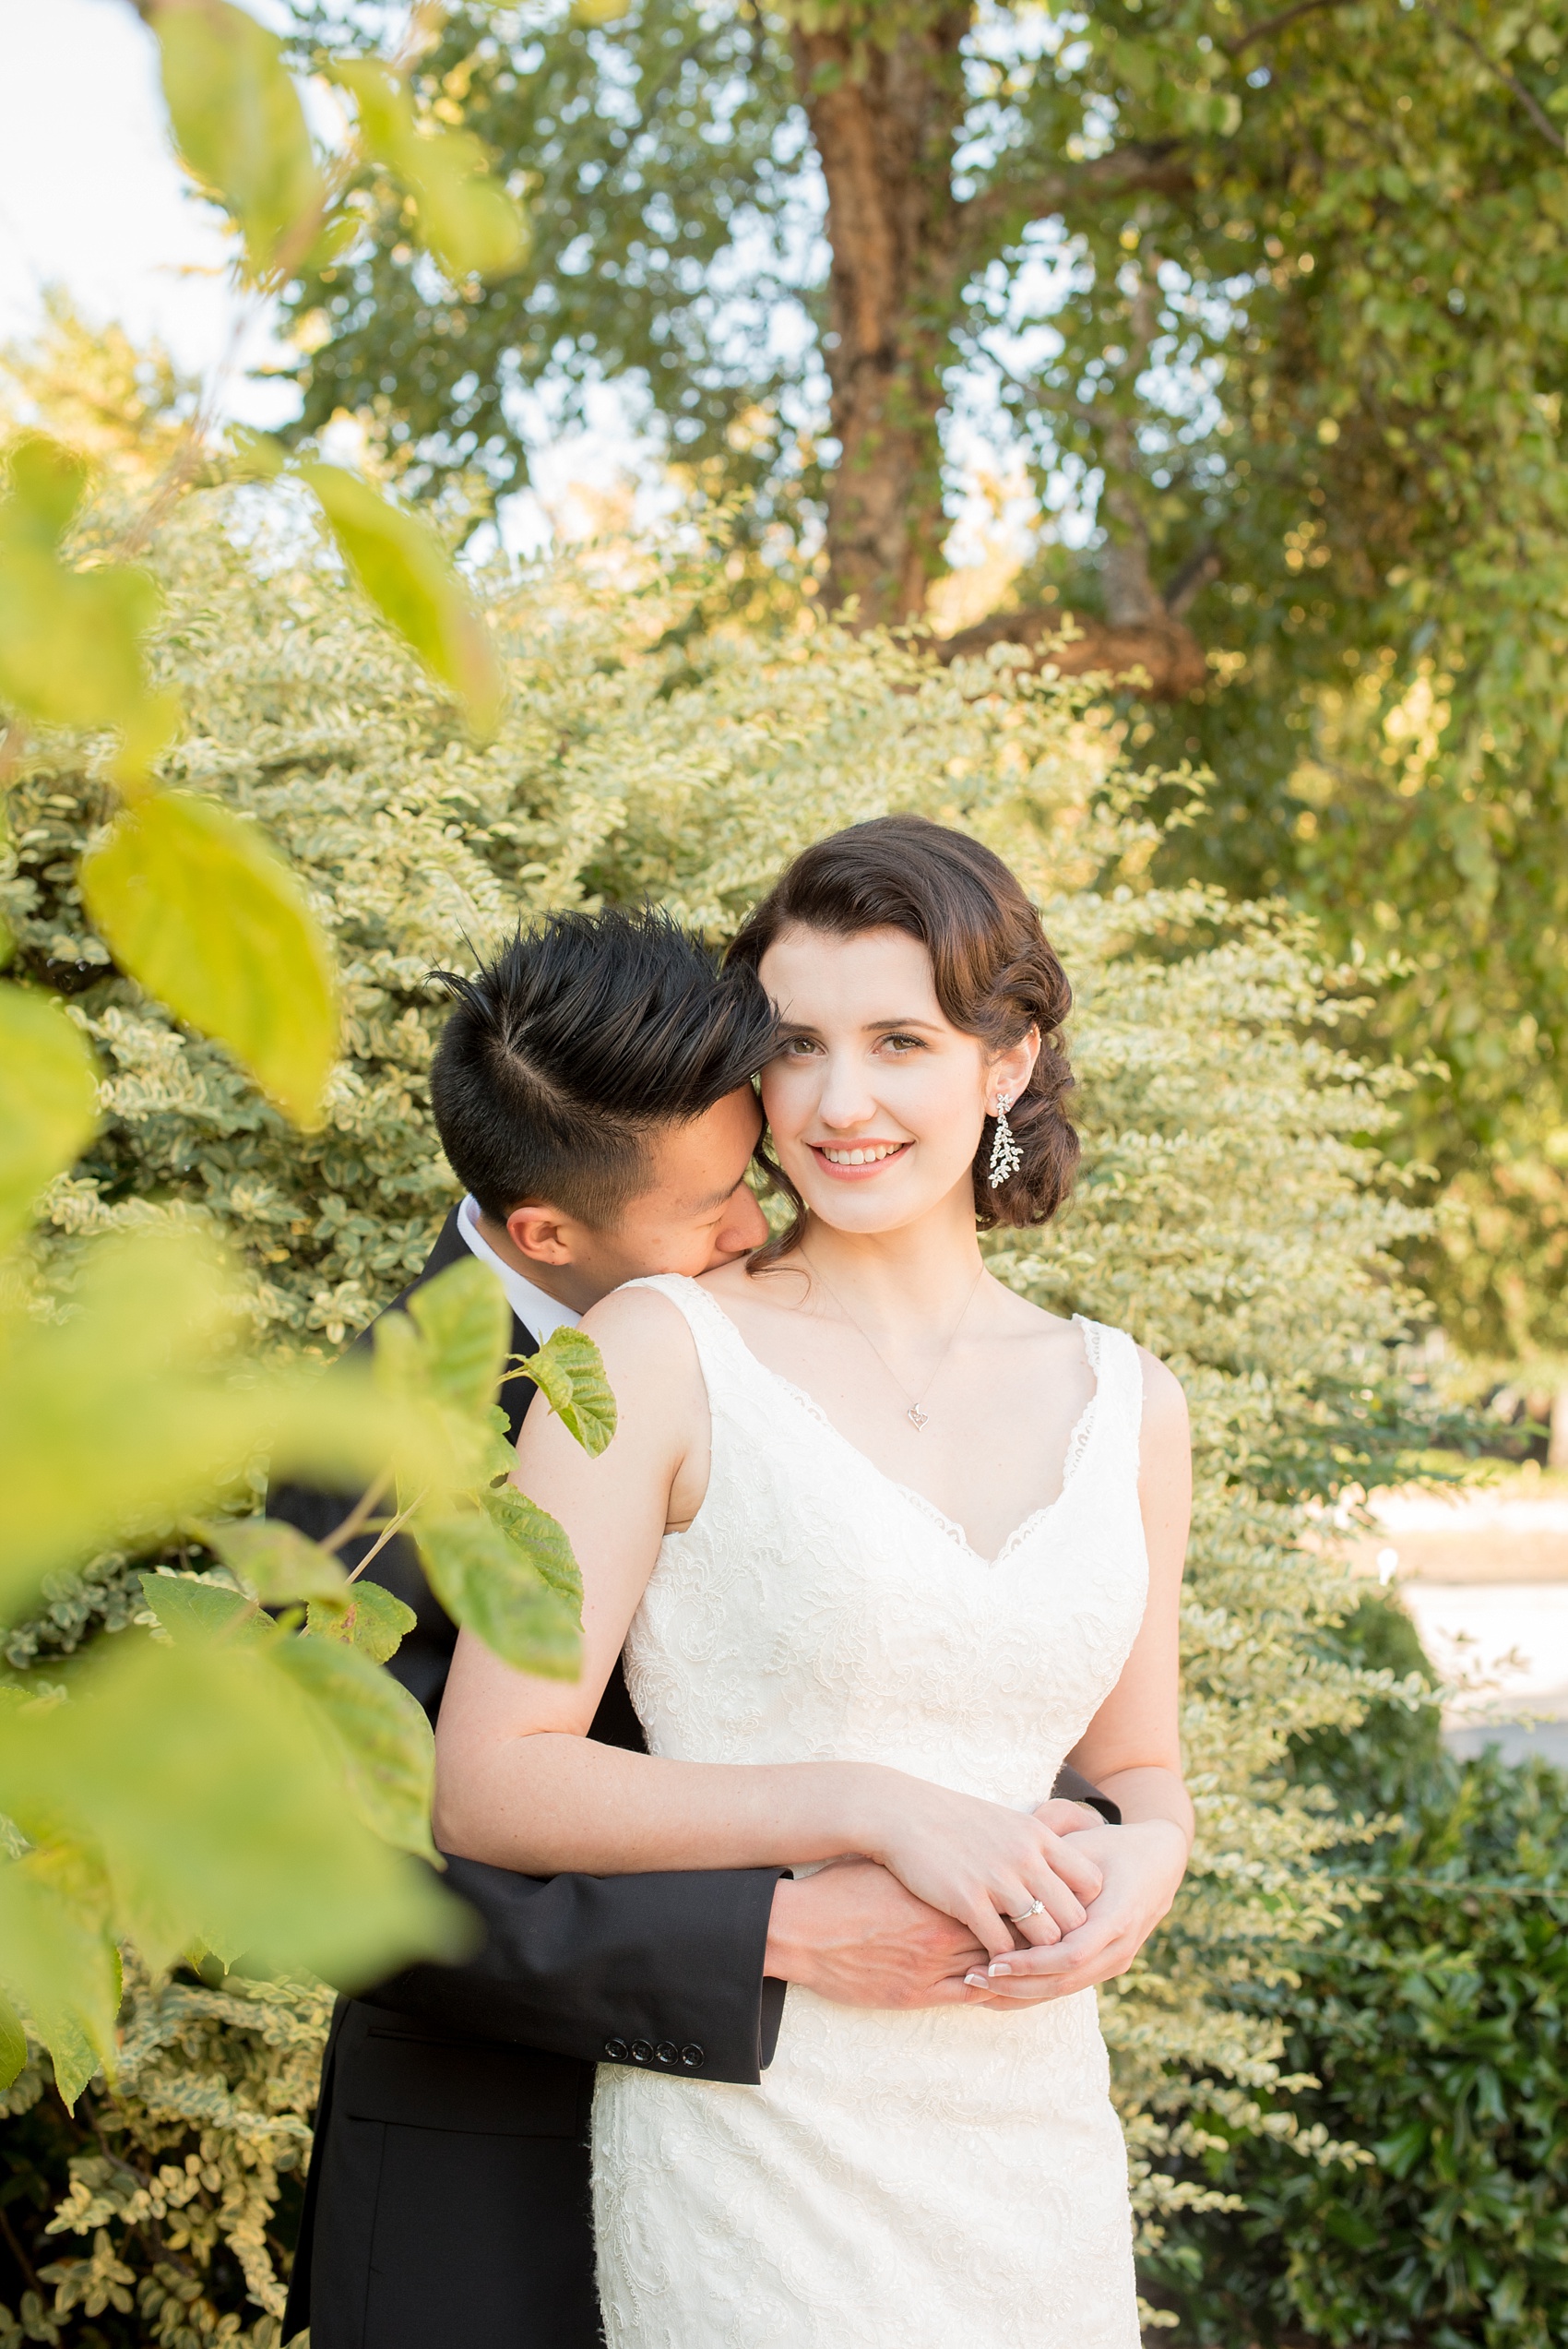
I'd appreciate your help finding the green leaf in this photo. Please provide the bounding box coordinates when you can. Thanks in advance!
[0,1234,434,1632]
[0,1627,465,1983]
[208,1518,350,1606]
[481,1482,584,1608]
[0,1991,26,2093]
[273,1633,438,1861]
[0,435,179,779]
[1374,2119,1431,2179]
[408,1256,512,1417]
[480,1401,523,1484]
[226,425,287,483]
[517,1326,617,1457]
[308,1578,417,1665]
[0,1842,121,2108]
[138,1571,257,1643]
[0,1233,257,1618]
[333,59,529,283]
[3,432,85,544]
[298,463,503,737]
[417,1508,583,1679]
[149,0,326,280]
[79,789,339,1127]
[0,986,100,1251]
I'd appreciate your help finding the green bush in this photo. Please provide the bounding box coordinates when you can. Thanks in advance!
[1149,1593,1568,2349]
[0,372,1443,2335]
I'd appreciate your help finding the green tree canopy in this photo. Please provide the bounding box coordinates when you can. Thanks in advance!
[278,0,1568,1364]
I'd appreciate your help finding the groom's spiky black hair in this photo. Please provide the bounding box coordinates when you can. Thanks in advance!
[430,908,775,1228]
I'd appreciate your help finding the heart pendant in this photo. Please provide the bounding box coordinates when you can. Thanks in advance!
[906,1406,929,1432]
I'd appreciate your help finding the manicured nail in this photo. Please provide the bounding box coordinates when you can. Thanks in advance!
[988,1961,1012,1976]
[964,1972,988,1986]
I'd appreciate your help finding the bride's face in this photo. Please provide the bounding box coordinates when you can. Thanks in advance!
[756,924,1036,1237]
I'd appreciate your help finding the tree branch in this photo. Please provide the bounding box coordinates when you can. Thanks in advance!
[1163,539,1223,617]
[958,143,1193,257]
[1224,0,1354,60]
[1426,5,1567,153]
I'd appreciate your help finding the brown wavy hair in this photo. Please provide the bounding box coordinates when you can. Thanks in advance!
[725,816,1078,1259]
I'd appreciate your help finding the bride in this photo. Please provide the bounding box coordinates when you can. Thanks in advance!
[434,815,1193,2348]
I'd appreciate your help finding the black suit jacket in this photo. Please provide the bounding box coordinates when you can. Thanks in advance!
[276,1208,1118,2348]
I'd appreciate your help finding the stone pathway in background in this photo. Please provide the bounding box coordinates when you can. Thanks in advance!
[1347,1485,1568,1770]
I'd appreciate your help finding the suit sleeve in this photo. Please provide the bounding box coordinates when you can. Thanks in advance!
[360,1855,788,2083]
[1051,1761,1122,1826]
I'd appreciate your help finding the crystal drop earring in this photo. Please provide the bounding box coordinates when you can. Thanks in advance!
[987,1092,1023,1189]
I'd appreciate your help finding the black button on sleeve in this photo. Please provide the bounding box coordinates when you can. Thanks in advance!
[656,2041,679,2067]
[603,2037,629,2063]
[630,2039,654,2064]
[680,2044,705,2069]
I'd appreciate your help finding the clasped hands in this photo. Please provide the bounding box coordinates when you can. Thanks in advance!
[765,1800,1186,2012]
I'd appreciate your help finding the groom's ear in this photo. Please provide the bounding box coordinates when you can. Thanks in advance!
[505,1200,576,1268]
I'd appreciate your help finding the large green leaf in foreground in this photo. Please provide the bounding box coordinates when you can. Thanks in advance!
[0,434,178,779]
[80,790,339,1126]
[520,1326,618,1457]
[333,58,529,284]
[0,1628,466,2093]
[418,1503,584,1681]
[149,0,325,281]
[301,463,503,737]
[0,984,99,1250]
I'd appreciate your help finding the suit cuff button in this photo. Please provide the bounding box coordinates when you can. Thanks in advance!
[680,2044,705,2069]
[655,2041,679,2067]
[603,2037,629,2062]
[629,2039,654,2064]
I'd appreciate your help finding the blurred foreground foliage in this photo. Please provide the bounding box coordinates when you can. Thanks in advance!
[0,0,602,2323]
[0,310,1457,2334]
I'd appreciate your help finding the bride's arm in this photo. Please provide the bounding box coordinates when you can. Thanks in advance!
[434,1287,1103,1961]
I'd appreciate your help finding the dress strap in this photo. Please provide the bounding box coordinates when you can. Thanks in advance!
[1076,1317,1144,1478]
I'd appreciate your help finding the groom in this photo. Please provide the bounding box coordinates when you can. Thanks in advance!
[274,906,1114,2349]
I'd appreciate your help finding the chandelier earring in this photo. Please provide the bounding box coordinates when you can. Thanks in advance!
[987,1091,1023,1190]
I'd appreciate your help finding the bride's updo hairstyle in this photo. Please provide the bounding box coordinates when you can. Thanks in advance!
[726,815,1078,1252]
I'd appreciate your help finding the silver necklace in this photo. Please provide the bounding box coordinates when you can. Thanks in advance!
[801,1254,986,1433]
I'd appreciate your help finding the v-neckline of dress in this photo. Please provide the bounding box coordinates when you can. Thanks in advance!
[676,1280,1103,1569]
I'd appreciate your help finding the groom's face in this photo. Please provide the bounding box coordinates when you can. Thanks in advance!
[502,1084,767,1310]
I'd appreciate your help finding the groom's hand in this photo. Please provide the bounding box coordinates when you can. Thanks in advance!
[765,1860,990,2008]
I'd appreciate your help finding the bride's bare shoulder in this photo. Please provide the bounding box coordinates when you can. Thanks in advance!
[576,1279,704,1378]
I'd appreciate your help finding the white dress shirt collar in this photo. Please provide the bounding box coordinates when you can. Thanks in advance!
[456,1194,582,1347]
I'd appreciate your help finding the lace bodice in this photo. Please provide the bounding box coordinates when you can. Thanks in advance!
[620,1276,1149,1812]
[592,1274,1151,2349]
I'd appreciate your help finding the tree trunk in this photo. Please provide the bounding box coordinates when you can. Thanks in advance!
[794,14,1211,695]
[793,12,971,626]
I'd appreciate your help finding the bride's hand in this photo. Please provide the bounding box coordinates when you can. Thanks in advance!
[961,1819,1188,2002]
[852,1770,1107,1959]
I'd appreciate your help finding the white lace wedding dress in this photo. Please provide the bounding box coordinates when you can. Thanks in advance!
[592,1275,1150,2349]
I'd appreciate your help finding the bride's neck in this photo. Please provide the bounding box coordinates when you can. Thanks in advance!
[794,1194,983,1332]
